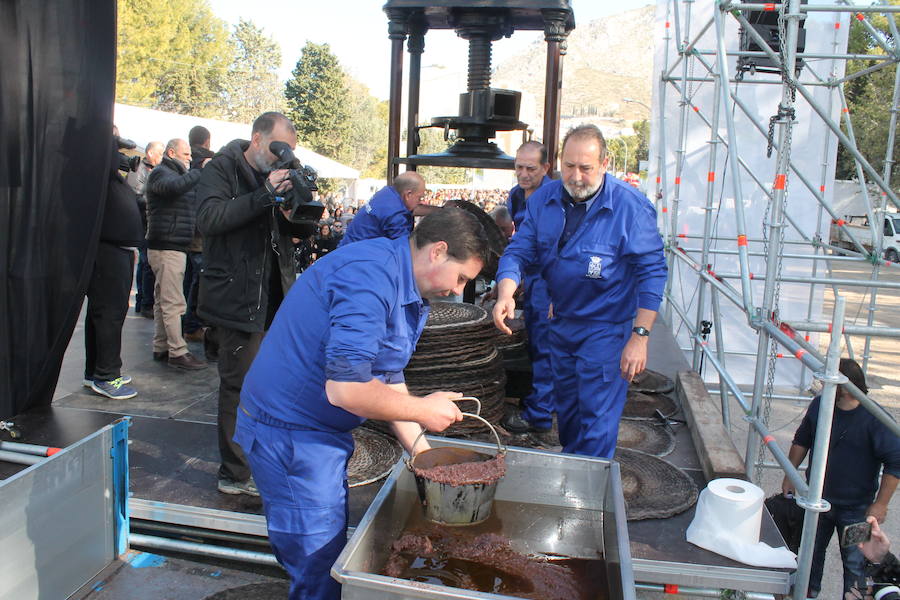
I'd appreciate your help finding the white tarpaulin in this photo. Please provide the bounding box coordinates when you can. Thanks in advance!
[648,2,850,387]
[113,103,360,180]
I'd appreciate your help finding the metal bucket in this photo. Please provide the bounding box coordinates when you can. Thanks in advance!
[406,406,505,526]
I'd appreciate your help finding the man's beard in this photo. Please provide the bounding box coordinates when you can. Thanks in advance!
[251,149,274,174]
[563,180,601,201]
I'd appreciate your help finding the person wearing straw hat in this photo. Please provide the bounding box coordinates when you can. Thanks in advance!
[234,208,488,600]
[493,124,667,459]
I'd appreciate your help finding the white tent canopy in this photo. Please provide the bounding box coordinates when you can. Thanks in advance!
[113,103,360,180]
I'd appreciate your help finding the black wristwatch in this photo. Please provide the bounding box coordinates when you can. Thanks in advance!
[632,326,651,337]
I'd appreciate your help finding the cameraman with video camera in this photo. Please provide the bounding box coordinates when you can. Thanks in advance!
[196,112,305,497]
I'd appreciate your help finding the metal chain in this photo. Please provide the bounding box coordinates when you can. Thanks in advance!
[757,1,796,484]
[765,2,798,158]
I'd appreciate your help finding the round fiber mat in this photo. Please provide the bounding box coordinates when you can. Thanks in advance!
[348,427,402,487]
[202,582,290,599]
[621,390,678,420]
[617,420,675,457]
[614,448,698,520]
[630,369,675,394]
[424,301,490,330]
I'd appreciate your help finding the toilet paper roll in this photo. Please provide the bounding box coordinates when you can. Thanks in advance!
[686,478,797,569]
[705,478,765,544]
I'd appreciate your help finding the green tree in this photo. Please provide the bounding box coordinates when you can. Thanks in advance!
[116,0,233,117]
[414,128,470,185]
[221,19,285,122]
[285,42,352,161]
[344,78,389,178]
[607,134,641,174]
[836,2,900,187]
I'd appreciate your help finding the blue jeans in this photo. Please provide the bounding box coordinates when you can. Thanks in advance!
[808,502,868,594]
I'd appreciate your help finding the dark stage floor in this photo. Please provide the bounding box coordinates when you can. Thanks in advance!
[3,301,789,598]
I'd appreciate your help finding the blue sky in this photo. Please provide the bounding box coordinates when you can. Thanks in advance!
[209,0,653,98]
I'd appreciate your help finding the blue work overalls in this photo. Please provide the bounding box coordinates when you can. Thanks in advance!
[508,177,555,429]
[497,177,667,457]
[339,185,413,247]
[237,236,428,600]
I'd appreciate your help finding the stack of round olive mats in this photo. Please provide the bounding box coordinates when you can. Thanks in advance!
[370,302,506,437]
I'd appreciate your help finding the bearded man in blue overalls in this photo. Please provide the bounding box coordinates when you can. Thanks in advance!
[235,207,487,599]
[493,124,667,458]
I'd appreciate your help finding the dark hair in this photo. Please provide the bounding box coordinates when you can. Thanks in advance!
[562,124,608,163]
[517,140,548,164]
[839,358,868,395]
[252,112,296,137]
[412,207,489,264]
[188,125,210,147]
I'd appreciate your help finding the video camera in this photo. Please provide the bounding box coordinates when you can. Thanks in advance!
[268,141,324,237]
[116,135,141,173]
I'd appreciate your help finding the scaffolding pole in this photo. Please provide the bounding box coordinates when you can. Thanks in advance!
[655,1,900,595]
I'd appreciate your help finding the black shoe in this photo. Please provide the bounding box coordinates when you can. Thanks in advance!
[168,352,207,370]
[153,351,167,361]
[501,410,550,434]
[140,307,154,319]
[134,304,142,315]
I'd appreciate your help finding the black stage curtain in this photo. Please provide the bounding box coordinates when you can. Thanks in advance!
[0,1,117,418]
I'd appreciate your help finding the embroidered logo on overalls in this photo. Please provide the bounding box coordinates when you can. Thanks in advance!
[587,256,602,279]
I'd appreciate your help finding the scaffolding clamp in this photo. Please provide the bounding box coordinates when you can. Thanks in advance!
[812,371,848,386]
[795,496,831,513]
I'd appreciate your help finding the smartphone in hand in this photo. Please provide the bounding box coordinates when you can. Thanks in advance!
[840,521,872,547]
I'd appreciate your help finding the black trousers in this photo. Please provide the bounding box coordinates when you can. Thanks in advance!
[216,325,264,482]
[84,243,134,381]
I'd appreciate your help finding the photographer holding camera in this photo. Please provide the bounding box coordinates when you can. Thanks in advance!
[783,358,900,597]
[196,112,301,496]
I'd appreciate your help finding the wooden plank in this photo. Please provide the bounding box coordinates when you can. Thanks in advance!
[676,370,747,481]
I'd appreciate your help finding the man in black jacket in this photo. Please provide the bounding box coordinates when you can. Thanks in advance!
[83,134,146,400]
[146,138,206,370]
[196,112,298,496]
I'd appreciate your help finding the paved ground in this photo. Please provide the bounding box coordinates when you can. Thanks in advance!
[723,259,900,599]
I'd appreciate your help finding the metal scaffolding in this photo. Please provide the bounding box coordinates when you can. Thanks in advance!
[651,1,900,597]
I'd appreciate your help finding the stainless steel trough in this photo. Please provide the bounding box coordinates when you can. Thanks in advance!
[333,437,635,599]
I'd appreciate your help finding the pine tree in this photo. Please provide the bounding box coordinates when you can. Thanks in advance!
[221,19,285,123]
[284,42,352,161]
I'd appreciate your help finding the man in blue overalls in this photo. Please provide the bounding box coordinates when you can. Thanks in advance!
[501,141,555,434]
[339,171,426,246]
[493,125,667,458]
[236,208,487,599]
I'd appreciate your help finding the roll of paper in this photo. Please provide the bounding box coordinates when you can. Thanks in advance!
[705,478,765,544]
[686,478,797,568]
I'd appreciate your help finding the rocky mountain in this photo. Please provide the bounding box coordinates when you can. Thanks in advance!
[492,5,656,128]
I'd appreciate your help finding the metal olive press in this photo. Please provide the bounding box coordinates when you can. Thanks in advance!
[381,0,576,180]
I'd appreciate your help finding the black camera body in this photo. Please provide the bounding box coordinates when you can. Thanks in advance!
[269,141,324,237]
[115,135,141,173]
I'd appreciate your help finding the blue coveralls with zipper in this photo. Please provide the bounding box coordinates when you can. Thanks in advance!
[235,235,428,600]
[338,185,413,247]
[507,174,555,430]
[497,176,667,458]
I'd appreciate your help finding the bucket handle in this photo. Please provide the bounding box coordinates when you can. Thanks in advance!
[455,396,481,416]
[406,411,505,468]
